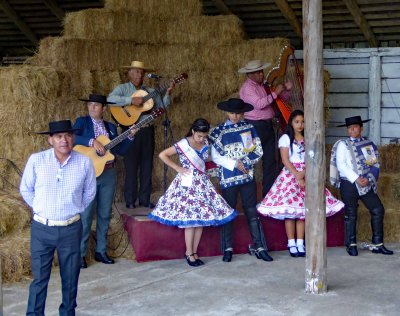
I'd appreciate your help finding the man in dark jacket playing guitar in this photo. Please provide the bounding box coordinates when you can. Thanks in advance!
[73,94,137,268]
[108,60,175,209]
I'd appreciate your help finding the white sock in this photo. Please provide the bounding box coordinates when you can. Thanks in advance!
[297,239,305,252]
[288,239,297,253]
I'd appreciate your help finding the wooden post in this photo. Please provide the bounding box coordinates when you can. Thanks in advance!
[303,0,327,294]
[368,53,381,144]
[0,258,2,316]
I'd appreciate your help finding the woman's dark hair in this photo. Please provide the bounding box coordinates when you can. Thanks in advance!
[186,118,210,137]
[284,109,304,152]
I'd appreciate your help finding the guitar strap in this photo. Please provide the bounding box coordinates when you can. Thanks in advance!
[103,121,111,137]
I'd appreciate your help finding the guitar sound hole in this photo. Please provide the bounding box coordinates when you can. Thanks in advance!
[122,107,131,117]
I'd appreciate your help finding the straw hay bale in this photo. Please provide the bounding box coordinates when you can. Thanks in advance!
[63,10,244,45]
[104,0,202,18]
[379,144,400,173]
[33,38,290,73]
[0,192,31,236]
[0,66,60,103]
[0,230,31,283]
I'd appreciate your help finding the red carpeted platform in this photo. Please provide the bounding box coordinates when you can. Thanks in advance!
[123,210,344,262]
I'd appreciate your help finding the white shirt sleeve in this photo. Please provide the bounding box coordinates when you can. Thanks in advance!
[336,141,359,183]
[278,134,290,148]
[211,146,237,171]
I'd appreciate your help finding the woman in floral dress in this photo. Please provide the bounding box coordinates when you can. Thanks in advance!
[149,118,237,266]
[257,110,344,257]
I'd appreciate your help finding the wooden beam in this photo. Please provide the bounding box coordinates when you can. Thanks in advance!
[211,0,232,15]
[274,0,302,39]
[368,54,382,144]
[303,0,327,294]
[43,0,65,21]
[342,0,378,47]
[0,0,37,44]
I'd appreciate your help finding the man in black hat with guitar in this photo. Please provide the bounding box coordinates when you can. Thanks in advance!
[73,94,138,268]
[20,120,96,315]
[330,115,393,256]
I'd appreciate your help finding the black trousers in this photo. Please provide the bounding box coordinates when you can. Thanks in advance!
[339,179,385,245]
[27,220,82,316]
[245,119,276,196]
[220,181,266,250]
[124,125,155,206]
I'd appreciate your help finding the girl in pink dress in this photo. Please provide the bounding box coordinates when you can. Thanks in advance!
[257,110,344,257]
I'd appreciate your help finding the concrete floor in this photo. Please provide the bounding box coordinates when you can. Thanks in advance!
[3,244,399,316]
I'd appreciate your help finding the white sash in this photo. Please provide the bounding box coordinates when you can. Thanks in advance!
[175,138,206,173]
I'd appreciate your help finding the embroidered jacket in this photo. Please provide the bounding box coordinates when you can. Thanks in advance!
[330,137,379,195]
[209,120,263,189]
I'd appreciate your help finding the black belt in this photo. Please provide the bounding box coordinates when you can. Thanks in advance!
[245,119,273,127]
[104,162,116,170]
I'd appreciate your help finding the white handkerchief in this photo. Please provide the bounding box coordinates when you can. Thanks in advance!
[181,170,193,187]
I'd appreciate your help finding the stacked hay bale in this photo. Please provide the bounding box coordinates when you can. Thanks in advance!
[28,1,292,192]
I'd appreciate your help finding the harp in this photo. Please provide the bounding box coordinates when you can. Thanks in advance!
[265,46,304,128]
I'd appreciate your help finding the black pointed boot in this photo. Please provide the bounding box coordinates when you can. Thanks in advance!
[246,209,273,262]
[344,207,358,256]
[370,207,393,255]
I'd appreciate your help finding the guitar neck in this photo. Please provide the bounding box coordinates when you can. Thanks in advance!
[104,113,158,151]
[142,84,168,103]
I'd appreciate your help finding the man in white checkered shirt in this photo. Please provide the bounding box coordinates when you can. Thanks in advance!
[20,120,96,316]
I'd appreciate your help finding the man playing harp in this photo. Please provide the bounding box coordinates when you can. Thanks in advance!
[239,59,293,196]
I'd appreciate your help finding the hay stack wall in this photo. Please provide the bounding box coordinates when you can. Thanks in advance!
[0,0,399,282]
[27,1,292,195]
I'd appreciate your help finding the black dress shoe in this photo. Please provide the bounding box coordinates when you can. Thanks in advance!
[95,252,115,264]
[371,245,394,255]
[193,253,204,265]
[185,254,199,267]
[139,202,155,209]
[255,248,273,262]
[346,245,358,256]
[80,257,87,269]
[297,246,306,257]
[125,203,136,209]
[222,250,233,262]
[288,246,299,258]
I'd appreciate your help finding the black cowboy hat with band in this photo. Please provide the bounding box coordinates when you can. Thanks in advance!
[337,116,371,127]
[217,98,254,113]
[36,120,79,135]
[79,94,116,105]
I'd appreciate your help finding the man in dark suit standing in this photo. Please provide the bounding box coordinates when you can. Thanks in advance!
[74,94,137,268]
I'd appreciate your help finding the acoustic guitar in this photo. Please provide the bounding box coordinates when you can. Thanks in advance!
[110,73,188,126]
[74,108,165,177]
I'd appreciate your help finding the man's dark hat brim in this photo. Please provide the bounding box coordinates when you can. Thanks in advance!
[35,120,80,135]
[217,98,254,113]
[79,94,116,105]
[337,115,371,127]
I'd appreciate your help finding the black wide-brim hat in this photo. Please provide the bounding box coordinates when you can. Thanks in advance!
[337,115,371,127]
[217,98,254,113]
[79,94,116,105]
[36,120,80,135]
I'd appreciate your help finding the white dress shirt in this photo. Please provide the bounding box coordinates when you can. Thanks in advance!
[20,148,96,221]
[336,139,359,183]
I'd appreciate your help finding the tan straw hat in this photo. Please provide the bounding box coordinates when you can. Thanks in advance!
[121,60,153,71]
[238,59,271,74]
